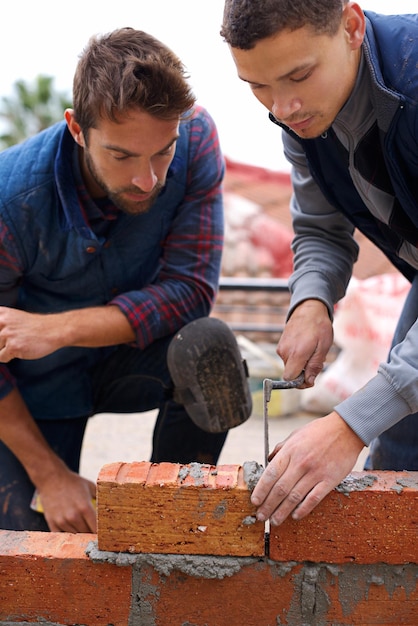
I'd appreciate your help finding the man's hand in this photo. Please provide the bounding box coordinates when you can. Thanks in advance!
[0,388,97,533]
[278,299,333,386]
[0,304,136,363]
[38,469,97,533]
[251,412,364,525]
[0,307,64,362]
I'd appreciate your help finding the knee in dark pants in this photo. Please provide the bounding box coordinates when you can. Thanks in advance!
[150,400,228,465]
[0,458,49,531]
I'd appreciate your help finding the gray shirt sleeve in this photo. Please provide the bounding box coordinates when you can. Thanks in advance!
[283,131,359,319]
[336,318,417,445]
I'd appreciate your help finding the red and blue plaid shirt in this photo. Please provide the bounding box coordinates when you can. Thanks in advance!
[0,105,224,418]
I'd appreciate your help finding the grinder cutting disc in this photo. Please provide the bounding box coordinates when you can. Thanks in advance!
[167,317,252,433]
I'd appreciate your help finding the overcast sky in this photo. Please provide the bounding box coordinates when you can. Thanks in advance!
[0,1,415,170]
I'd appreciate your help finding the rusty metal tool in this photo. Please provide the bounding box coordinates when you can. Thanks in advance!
[263,373,305,467]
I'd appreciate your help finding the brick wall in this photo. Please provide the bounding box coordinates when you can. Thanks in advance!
[1,464,418,625]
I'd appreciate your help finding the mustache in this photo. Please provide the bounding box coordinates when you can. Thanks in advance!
[283,114,311,124]
[118,182,163,196]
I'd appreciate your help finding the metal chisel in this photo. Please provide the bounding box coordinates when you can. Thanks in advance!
[263,373,305,467]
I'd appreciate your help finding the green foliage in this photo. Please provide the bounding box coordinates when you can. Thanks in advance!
[0,74,72,149]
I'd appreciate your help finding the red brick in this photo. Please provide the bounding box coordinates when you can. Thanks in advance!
[269,470,418,564]
[99,459,152,483]
[97,462,265,556]
[136,560,299,626]
[134,559,418,625]
[0,530,132,624]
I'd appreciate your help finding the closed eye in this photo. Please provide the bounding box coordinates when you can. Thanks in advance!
[290,69,313,83]
[107,148,133,161]
[249,83,267,91]
[158,147,174,157]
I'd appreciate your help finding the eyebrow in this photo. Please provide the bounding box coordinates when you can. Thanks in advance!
[103,135,180,157]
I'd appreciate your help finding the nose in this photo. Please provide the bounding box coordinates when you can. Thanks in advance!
[131,162,158,193]
[271,93,302,122]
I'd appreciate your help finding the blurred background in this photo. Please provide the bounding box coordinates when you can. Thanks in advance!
[0,0,415,171]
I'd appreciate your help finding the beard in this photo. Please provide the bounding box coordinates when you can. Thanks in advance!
[83,149,164,215]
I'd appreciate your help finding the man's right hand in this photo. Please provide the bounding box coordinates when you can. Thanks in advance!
[0,307,64,362]
[278,299,333,385]
[0,303,136,364]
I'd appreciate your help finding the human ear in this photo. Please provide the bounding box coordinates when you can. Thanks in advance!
[343,2,366,50]
[64,109,86,147]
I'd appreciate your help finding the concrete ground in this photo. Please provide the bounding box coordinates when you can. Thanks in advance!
[80,405,369,483]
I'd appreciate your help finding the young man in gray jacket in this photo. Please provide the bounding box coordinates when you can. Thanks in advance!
[221,1,418,524]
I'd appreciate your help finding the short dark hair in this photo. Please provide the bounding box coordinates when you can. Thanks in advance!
[72,27,196,132]
[220,0,347,49]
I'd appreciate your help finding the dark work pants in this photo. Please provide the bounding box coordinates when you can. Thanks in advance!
[0,336,227,530]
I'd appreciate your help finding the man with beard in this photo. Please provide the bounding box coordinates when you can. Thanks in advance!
[221,1,418,525]
[0,28,244,532]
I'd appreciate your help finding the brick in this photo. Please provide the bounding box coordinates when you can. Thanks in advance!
[133,559,418,626]
[134,559,300,626]
[0,530,132,624]
[269,470,418,564]
[97,461,265,556]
